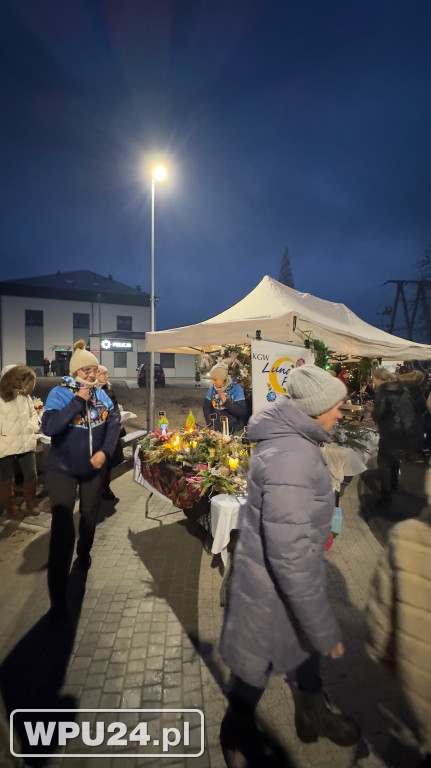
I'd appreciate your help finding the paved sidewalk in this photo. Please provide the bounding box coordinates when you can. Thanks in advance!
[0,460,427,767]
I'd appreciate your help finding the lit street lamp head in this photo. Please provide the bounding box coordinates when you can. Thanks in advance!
[153,165,167,181]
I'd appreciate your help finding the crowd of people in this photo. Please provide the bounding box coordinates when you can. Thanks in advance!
[1,350,431,765]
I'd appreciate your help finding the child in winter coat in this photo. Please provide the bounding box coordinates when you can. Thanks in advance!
[0,365,40,518]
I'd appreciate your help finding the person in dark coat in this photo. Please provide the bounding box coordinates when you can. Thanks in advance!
[372,367,416,508]
[397,368,427,453]
[97,365,124,502]
[42,340,121,618]
[203,363,246,434]
[219,365,359,766]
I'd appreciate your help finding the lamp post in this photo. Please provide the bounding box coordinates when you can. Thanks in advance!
[97,293,102,365]
[147,165,166,434]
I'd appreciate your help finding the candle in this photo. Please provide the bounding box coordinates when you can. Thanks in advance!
[171,435,181,450]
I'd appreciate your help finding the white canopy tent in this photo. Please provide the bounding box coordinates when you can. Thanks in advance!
[146,275,431,361]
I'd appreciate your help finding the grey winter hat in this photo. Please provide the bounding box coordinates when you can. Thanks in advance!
[287,364,347,416]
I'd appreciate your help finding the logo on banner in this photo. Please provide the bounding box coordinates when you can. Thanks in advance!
[251,341,313,413]
[261,356,306,400]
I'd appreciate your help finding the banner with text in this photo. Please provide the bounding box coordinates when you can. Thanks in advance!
[251,340,314,413]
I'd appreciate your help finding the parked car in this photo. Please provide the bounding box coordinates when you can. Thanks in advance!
[137,362,166,388]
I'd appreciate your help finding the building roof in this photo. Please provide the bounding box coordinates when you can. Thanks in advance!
[0,270,150,307]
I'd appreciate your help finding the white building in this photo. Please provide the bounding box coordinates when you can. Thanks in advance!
[0,270,194,379]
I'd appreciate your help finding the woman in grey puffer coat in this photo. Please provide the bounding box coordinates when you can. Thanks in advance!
[219,365,359,767]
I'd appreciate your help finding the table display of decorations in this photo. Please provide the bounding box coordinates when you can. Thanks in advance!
[137,412,252,527]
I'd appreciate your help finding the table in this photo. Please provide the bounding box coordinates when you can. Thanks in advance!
[133,445,175,522]
[210,494,247,566]
[321,431,379,492]
[133,446,211,530]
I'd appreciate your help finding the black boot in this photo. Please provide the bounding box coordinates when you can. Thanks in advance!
[376,492,391,509]
[294,689,360,746]
[220,706,288,768]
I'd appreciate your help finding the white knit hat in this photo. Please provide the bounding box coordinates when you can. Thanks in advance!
[69,340,99,376]
[209,363,229,380]
[287,364,346,416]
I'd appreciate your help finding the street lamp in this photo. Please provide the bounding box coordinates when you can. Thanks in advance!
[147,165,167,433]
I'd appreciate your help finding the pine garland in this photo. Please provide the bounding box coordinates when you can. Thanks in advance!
[198,344,252,394]
[332,421,373,452]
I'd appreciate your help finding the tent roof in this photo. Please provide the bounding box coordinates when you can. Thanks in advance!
[146,275,431,361]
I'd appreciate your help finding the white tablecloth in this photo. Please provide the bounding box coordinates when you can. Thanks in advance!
[321,431,379,491]
[210,494,247,565]
[120,410,137,423]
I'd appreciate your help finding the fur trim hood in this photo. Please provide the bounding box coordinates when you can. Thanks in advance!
[0,365,36,401]
[397,369,425,388]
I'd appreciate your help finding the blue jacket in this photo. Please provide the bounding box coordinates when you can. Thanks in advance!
[42,377,121,477]
[203,381,246,433]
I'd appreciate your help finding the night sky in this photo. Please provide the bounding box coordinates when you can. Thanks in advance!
[1,1,431,335]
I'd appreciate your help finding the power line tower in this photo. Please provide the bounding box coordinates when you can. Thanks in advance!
[278,247,295,288]
[385,280,431,342]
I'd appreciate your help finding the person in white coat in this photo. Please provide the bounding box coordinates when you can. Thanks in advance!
[0,364,40,518]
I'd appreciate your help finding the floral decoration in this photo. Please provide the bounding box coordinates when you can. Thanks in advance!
[138,427,252,509]
[32,397,44,414]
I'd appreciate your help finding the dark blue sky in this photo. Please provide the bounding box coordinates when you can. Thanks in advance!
[1,0,431,334]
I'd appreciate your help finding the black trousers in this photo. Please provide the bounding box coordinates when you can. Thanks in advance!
[227,652,322,715]
[377,452,400,500]
[46,469,103,606]
[0,451,36,483]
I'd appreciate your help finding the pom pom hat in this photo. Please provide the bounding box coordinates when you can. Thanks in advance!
[209,363,229,381]
[287,364,346,417]
[69,340,99,376]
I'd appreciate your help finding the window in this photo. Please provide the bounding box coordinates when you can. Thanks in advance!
[114,351,127,368]
[117,315,132,331]
[26,350,44,366]
[73,313,90,329]
[137,352,146,367]
[25,310,43,326]
[160,353,175,369]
